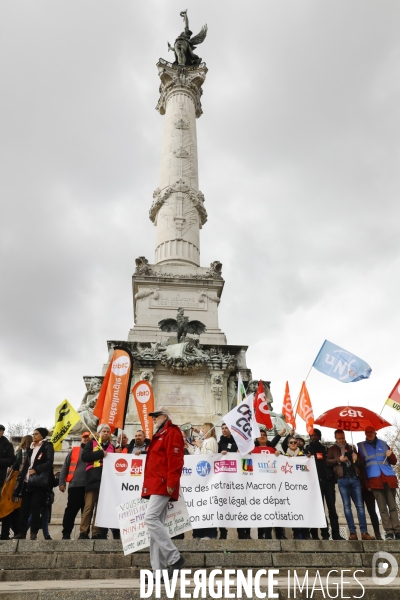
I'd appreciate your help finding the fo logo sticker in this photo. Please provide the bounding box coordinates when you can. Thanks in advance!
[111,356,130,376]
[196,461,211,477]
[130,459,143,476]
[115,458,128,473]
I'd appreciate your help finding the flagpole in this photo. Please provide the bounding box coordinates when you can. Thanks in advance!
[292,365,313,414]
[383,429,400,465]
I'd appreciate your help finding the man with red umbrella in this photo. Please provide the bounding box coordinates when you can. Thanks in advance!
[358,427,400,540]
[326,430,375,540]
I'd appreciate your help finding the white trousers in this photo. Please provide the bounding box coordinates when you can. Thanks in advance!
[144,494,181,571]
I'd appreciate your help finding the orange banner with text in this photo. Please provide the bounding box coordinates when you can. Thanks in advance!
[131,380,154,440]
[93,349,131,430]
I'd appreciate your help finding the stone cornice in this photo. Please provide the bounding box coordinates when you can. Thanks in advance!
[156,59,208,118]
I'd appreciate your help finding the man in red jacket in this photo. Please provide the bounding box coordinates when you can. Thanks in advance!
[142,406,185,578]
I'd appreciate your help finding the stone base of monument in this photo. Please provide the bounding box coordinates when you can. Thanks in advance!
[0,540,399,599]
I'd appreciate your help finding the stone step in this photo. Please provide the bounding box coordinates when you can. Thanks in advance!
[0,539,399,587]
[0,577,399,600]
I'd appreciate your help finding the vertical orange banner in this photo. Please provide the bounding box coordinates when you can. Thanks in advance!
[93,349,131,430]
[131,380,154,440]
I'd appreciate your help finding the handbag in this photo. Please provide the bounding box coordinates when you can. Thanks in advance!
[27,470,49,489]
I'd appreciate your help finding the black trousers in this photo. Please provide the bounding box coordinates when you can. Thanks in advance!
[310,479,340,539]
[19,485,47,535]
[258,527,285,539]
[1,509,20,540]
[362,489,380,532]
[62,486,86,537]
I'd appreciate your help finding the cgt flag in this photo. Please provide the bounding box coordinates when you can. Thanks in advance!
[385,378,400,415]
[131,380,155,440]
[223,393,260,455]
[312,340,372,383]
[282,382,296,429]
[51,400,81,451]
[93,348,132,431]
[254,381,273,430]
[296,382,314,435]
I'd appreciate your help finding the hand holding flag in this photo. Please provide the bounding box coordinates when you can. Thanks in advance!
[222,393,260,455]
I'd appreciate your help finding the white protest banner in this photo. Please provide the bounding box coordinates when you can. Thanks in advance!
[97,454,326,530]
[116,494,192,555]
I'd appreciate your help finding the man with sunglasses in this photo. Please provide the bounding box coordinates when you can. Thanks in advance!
[59,431,91,540]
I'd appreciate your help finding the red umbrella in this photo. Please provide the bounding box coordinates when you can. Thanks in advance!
[314,406,391,432]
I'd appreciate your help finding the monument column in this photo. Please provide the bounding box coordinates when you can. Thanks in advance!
[150,61,208,266]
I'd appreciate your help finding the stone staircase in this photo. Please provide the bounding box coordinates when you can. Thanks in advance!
[0,539,399,599]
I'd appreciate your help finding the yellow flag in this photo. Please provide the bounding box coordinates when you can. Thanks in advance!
[51,400,81,451]
[385,397,400,414]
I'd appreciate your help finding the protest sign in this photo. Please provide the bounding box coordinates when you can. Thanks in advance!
[97,454,326,530]
[116,494,192,555]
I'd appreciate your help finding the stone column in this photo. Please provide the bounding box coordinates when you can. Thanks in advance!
[150,60,208,266]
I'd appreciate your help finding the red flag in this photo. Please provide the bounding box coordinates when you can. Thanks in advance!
[282,382,296,429]
[296,381,314,435]
[254,380,273,429]
[93,349,131,430]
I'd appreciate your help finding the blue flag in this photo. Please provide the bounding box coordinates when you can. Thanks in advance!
[312,340,372,383]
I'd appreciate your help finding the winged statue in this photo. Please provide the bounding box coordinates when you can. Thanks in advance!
[168,10,208,67]
[158,307,206,342]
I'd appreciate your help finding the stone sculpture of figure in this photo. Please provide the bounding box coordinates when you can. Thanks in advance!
[72,377,102,434]
[227,375,236,411]
[168,10,208,66]
[158,307,206,342]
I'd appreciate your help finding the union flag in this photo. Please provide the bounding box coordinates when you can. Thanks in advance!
[281,381,296,429]
[254,380,273,430]
[296,381,314,435]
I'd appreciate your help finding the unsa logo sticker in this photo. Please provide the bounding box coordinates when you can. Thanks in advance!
[111,356,130,376]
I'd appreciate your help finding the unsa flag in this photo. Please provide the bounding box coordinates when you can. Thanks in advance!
[296,381,314,435]
[282,382,296,429]
[254,381,273,430]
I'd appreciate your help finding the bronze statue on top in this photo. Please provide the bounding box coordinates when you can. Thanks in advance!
[158,307,206,342]
[168,10,207,66]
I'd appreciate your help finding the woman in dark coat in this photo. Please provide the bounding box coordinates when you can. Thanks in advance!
[14,428,54,540]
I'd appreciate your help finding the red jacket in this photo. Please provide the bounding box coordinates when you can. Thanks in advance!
[142,419,184,502]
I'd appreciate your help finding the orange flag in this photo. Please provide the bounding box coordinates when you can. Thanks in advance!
[93,349,132,430]
[131,380,155,440]
[282,382,296,429]
[296,381,314,435]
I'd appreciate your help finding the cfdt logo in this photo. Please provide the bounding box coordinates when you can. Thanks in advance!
[242,458,253,473]
[114,458,128,473]
[130,459,143,476]
[372,551,398,585]
[196,461,211,477]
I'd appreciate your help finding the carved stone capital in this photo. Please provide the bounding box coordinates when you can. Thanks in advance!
[156,60,208,118]
[150,182,207,226]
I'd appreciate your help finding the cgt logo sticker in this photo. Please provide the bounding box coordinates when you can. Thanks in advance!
[115,458,128,473]
[130,459,143,476]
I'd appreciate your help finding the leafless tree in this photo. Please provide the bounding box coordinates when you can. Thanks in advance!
[6,418,40,437]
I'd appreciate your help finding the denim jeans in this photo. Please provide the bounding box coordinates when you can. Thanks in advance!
[338,476,367,533]
[27,506,50,538]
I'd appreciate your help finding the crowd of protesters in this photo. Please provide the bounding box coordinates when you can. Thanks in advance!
[0,420,399,542]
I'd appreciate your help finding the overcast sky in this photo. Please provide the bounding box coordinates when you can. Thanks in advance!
[1,1,399,441]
